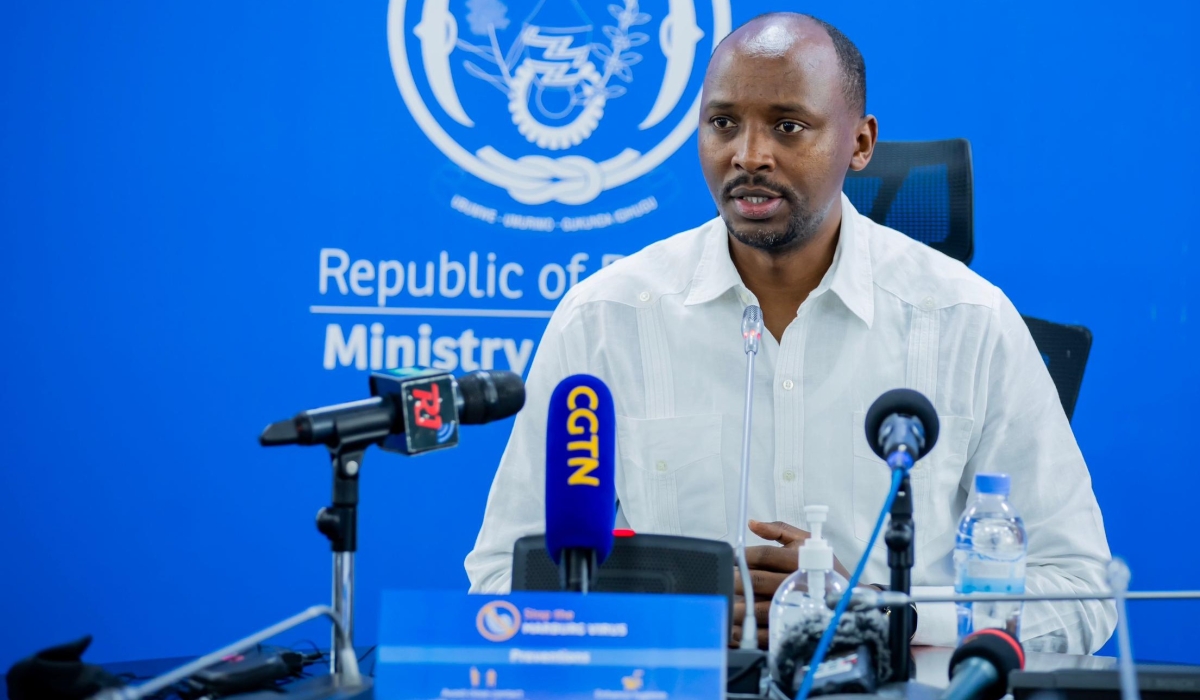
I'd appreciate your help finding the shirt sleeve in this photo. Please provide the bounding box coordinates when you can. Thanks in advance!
[915,289,1116,652]
[464,302,580,593]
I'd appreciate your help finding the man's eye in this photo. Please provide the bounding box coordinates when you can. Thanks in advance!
[777,121,805,134]
[710,117,735,129]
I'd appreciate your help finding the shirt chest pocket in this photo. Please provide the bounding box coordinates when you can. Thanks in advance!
[615,414,727,540]
[851,410,974,553]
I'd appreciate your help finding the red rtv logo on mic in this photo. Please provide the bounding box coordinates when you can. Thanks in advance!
[411,384,443,430]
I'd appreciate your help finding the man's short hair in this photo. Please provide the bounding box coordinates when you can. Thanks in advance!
[729,12,867,116]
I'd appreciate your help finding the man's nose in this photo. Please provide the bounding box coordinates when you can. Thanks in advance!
[731,127,776,173]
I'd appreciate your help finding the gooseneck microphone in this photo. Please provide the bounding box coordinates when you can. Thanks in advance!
[1108,558,1142,700]
[830,585,1200,609]
[735,305,763,649]
[941,628,1025,700]
[545,374,616,593]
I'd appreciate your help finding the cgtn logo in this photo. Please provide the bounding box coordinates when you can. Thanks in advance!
[387,0,731,231]
[476,600,522,642]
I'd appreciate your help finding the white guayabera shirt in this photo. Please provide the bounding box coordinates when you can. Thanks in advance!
[466,194,1116,653]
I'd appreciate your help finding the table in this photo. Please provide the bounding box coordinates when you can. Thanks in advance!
[91,645,1114,696]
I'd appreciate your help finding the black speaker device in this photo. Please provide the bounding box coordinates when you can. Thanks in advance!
[513,532,756,694]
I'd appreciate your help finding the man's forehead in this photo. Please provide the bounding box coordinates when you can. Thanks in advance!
[722,16,831,59]
[706,18,838,89]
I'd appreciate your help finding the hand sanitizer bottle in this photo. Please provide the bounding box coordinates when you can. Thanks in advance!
[768,505,848,683]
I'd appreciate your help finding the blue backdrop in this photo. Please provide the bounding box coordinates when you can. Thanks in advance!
[1,0,1197,673]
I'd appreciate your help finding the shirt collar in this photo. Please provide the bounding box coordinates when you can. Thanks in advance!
[683,193,875,328]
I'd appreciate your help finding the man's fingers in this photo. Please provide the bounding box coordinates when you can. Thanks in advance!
[743,545,800,573]
[730,623,770,650]
[732,597,771,624]
[733,568,788,596]
[752,570,787,597]
[749,519,810,546]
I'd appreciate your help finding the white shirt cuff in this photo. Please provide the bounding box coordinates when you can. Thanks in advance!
[911,585,957,647]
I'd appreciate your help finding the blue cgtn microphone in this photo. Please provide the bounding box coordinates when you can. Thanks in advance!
[864,388,941,470]
[545,374,616,593]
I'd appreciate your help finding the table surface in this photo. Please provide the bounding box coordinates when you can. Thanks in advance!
[90,645,1117,694]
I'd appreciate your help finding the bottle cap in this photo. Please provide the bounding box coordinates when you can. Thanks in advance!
[975,473,1011,496]
[798,505,833,572]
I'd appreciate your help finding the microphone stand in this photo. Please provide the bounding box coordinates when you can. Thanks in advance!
[884,469,915,682]
[317,439,372,676]
[560,548,598,593]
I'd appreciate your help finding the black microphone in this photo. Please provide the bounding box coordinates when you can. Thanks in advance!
[864,388,940,469]
[940,628,1025,700]
[259,368,525,454]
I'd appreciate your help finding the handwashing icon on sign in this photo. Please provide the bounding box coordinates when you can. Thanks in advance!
[621,669,645,691]
[469,667,500,688]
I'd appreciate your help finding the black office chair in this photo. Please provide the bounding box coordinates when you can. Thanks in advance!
[1020,316,1092,422]
[843,139,975,265]
[845,140,1091,421]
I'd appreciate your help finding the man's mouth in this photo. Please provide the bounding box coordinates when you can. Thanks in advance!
[730,190,786,220]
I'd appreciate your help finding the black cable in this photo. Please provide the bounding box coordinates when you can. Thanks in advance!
[287,639,326,659]
[726,653,765,688]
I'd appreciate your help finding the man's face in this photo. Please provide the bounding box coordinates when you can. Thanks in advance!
[699,22,860,252]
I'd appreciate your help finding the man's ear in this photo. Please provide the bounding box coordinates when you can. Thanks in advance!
[849,114,878,172]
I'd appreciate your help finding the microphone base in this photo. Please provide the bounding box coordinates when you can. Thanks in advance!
[221,674,374,699]
[801,682,943,700]
[727,649,766,695]
[732,681,942,700]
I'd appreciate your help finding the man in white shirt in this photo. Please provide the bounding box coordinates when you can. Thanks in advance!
[465,12,1115,653]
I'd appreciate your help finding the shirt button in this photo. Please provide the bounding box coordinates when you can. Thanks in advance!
[639,291,651,302]
[655,460,668,472]
[782,379,795,390]
[782,470,796,482]
[923,296,936,309]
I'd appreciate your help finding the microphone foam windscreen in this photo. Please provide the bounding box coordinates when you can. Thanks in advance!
[545,374,616,566]
[864,388,940,460]
[457,370,526,424]
[949,628,1025,697]
[773,608,891,688]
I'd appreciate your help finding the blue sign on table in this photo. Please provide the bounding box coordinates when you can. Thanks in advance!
[376,591,727,700]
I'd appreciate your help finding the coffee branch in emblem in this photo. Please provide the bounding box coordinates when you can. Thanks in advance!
[454,0,650,150]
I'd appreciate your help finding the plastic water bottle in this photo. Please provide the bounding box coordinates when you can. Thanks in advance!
[768,505,848,684]
[954,473,1027,643]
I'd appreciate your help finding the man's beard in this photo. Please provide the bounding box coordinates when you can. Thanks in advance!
[720,176,824,252]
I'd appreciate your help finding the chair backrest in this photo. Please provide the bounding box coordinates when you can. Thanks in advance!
[843,139,975,265]
[1020,316,1092,422]
[847,140,1092,422]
